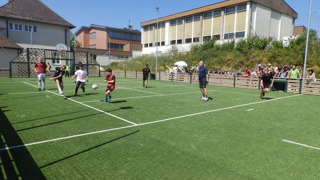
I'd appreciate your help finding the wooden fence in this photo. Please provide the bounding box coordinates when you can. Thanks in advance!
[105,70,320,96]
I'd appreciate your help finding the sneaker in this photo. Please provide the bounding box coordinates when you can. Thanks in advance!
[203,97,209,101]
[59,93,64,97]
[38,88,41,91]
[103,99,108,102]
[107,96,111,102]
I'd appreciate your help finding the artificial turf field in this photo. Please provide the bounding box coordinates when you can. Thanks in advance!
[0,77,319,179]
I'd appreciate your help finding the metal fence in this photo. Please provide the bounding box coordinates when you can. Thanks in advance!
[107,70,320,96]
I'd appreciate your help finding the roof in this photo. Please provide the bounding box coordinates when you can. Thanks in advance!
[140,0,298,27]
[75,24,141,36]
[0,0,75,28]
[0,34,22,49]
[76,48,132,57]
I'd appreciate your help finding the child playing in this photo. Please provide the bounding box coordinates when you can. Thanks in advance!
[103,69,116,102]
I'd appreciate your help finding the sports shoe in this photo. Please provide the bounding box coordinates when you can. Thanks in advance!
[38,88,41,91]
[203,97,209,101]
[59,93,64,97]
[107,96,111,102]
[103,99,108,102]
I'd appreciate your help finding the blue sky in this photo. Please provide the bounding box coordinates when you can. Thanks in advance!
[1,0,319,35]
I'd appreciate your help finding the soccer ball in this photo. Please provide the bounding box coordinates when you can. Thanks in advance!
[92,84,98,90]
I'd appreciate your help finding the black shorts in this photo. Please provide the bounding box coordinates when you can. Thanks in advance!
[199,81,207,88]
[263,83,271,89]
[143,76,148,80]
[55,78,63,84]
[106,89,114,92]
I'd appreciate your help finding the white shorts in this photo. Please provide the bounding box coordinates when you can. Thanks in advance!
[38,73,46,79]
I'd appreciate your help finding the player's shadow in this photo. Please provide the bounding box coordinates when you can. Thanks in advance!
[261,97,273,100]
[109,100,127,104]
[12,110,88,125]
[84,93,99,96]
[16,113,101,132]
[107,106,133,112]
[39,130,140,169]
[145,86,156,88]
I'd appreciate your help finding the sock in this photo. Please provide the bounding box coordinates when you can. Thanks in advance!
[42,82,45,89]
[38,80,41,88]
[58,87,62,94]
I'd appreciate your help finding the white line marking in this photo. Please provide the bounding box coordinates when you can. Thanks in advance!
[0,93,302,151]
[282,139,320,151]
[98,83,163,95]
[246,109,254,111]
[23,82,137,126]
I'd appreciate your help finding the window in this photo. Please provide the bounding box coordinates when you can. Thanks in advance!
[108,31,141,41]
[193,37,200,42]
[144,43,148,47]
[90,44,96,49]
[14,24,18,30]
[161,41,165,46]
[110,43,124,50]
[177,39,182,44]
[33,26,37,33]
[28,26,32,32]
[226,7,236,14]
[194,15,201,21]
[185,38,192,43]
[155,42,160,46]
[203,36,211,41]
[144,27,148,31]
[213,34,221,40]
[170,20,176,26]
[170,40,176,45]
[159,22,165,28]
[25,25,28,31]
[18,24,22,31]
[149,43,153,47]
[224,33,234,39]
[186,16,193,23]
[90,32,96,40]
[214,11,222,17]
[204,12,213,19]
[9,23,13,30]
[236,31,245,38]
[237,5,246,12]
[177,19,183,25]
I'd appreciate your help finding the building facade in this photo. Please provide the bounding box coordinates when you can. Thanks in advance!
[140,0,298,55]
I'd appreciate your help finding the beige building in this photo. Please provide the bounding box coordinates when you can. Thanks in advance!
[0,0,75,70]
[141,0,298,55]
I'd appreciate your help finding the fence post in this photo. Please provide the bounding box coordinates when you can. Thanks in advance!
[86,52,89,75]
[171,73,173,82]
[159,71,161,81]
[27,48,30,78]
[190,73,192,84]
[98,65,101,77]
[9,62,12,78]
[136,71,137,79]
[233,75,236,88]
[124,70,127,78]
[258,77,261,90]
[299,79,303,94]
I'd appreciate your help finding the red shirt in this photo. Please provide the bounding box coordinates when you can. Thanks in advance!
[35,62,47,74]
[105,74,115,90]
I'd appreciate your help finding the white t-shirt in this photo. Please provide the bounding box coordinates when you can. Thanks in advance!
[75,69,88,82]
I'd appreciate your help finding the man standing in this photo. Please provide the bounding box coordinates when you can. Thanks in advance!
[259,69,274,99]
[34,58,50,91]
[287,65,301,79]
[72,64,88,96]
[65,64,70,78]
[198,60,209,101]
[142,64,151,88]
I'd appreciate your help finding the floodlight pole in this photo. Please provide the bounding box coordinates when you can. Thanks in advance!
[302,0,313,80]
[156,7,159,78]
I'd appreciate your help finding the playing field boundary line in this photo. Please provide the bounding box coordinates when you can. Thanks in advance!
[0,93,302,152]
[23,82,137,126]
[282,139,320,151]
[97,83,163,95]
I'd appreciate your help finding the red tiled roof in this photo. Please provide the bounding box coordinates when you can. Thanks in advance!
[0,34,22,49]
[0,0,75,28]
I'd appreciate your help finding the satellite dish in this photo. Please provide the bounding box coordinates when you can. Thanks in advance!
[56,43,68,51]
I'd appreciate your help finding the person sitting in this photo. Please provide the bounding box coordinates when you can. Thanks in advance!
[306,69,316,85]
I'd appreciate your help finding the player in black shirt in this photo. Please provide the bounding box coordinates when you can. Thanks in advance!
[259,69,274,99]
[50,65,66,97]
[142,64,151,88]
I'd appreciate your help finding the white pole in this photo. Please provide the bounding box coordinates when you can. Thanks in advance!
[302,0,313,80]
[30,26,33,48]
[156,7,159,78]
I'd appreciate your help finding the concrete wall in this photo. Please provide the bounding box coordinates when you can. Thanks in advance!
[6,19,70,50]
[0,48,18,70]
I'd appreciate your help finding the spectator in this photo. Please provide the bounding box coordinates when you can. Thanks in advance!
[287,65,301,79]
[173,65,178,74]
[279,68,287,78]
[306,69,316,85]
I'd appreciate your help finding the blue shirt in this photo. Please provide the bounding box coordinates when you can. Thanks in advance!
[198,66,208,81]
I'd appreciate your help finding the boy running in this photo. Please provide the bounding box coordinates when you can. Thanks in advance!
[72,65,88,96]
[34,58,50,91]
[103,69,115,102]
[50,65,66,97]
[198,60,209,101]
[259,69,274,99]
[142,64,151,88]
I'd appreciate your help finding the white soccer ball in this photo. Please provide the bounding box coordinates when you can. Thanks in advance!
[92,84,98,90]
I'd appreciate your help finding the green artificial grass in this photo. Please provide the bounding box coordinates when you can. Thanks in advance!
[0,77,319,179]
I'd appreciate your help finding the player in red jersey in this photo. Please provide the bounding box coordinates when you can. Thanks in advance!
[34,58,50,91]
[103,69,115,102]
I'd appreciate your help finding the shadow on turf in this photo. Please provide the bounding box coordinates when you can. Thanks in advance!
[0,106,46,179]
[109,100,127,104]
[16,113,101,132]
[12,110,89,125]
[40,130,140,169]
[261,97,274,100]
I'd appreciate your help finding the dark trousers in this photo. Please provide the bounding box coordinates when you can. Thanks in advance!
[65,71,70,77]
[75,81,85,94]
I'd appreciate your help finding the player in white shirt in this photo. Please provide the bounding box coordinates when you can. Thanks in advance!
[72,65,88,96]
